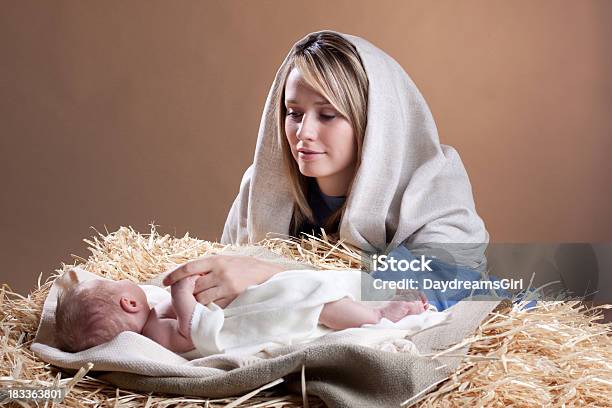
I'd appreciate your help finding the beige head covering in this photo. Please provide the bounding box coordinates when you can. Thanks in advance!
[221,30,489,269]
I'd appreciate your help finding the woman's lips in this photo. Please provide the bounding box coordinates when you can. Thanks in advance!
[298,151,325,161]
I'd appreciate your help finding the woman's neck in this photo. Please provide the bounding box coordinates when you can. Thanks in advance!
[316,179,347,197]
[315,165,354,197]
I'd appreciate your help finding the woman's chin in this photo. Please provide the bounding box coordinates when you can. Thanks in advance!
[298,165,325,178]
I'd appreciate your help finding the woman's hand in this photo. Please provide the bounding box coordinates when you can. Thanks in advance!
[162,255,286,308]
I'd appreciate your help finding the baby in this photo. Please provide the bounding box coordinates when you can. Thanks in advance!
[54,269,428,354]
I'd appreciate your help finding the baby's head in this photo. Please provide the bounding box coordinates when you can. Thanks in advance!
[54,270,151,352]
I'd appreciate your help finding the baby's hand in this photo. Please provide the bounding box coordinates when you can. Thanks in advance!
[171,274,200,294]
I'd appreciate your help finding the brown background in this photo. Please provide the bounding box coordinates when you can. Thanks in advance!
[1,1,611,295]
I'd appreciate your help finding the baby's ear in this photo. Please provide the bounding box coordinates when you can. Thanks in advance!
[120,296,142,313]
[57,269,80,290]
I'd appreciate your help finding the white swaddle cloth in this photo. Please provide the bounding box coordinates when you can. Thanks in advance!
[182,269,448,358]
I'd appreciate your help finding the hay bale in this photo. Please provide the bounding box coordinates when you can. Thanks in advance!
[1,225,610,407]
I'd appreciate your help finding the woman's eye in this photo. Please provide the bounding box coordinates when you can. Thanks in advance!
[285,111,335,121]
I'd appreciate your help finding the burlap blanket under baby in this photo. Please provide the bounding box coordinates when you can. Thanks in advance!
[31,247,500,407]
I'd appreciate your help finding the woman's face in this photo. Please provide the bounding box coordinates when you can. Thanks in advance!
[284,68,357,196]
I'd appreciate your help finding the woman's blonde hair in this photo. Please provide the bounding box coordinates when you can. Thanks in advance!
[275,31,369,238]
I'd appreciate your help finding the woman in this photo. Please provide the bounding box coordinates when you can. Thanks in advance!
[164,30,495,311]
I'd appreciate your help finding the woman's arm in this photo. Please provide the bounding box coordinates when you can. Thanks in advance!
[162,255,287,308]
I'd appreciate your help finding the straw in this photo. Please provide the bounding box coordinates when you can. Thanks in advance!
[1,224,610,407]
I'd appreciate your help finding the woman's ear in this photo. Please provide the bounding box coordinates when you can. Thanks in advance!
[119,296,142,313]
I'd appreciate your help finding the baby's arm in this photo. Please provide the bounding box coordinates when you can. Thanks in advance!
[170,274,200,339]
[140,275,200,353]
[142,310,195,353]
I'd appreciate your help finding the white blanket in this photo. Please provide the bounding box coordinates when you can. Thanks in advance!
[182,269,448,357]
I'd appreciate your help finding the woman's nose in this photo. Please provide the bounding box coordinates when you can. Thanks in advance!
[296,114,318,141]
